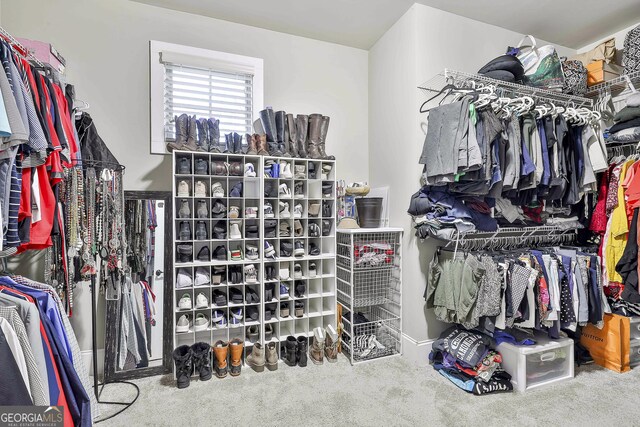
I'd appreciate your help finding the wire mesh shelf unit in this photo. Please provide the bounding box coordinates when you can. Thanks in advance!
[337,228,402,364]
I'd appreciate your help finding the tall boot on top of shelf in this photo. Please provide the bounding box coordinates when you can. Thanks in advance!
[172,345,193,389]
[284,336,298,366]
[207,118,221,153]
[295,115,308,159]
[183,115,199,151]
[276,111,290,157]
[318,115,334,160]
[255,133,269,156]
[224,133,232,153]
[196,118,209,152]
[307,114,323,159]
[246,133,257,155]
[191,342,212,381]
[233,132,243,154]
[260,108,281,156]
[296,336,308,367]
[213,340,229,378]
[229,338,244,376]
[286,113,299,158]
[167,113,189,152]
[310,327,325,365]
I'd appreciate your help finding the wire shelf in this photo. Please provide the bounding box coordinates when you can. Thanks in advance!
[340,306,401,362]
[584,69,640,98]
[337,231,401,270]
[418,69,593,108]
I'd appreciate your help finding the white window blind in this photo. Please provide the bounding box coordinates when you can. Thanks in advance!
[163,62,253,142]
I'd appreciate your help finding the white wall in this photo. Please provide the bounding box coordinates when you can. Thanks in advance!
[1,0,369,190]
[369,3,575,365]
[2,0,369,353]
[578,21,639,53]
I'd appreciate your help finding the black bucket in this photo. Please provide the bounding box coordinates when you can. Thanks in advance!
[356,197,383,228]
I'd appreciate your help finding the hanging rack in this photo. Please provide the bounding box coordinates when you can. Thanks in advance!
[439,225,577,251]
[418,69,594,110]
[0,25,44,68]
[584,69,640,99]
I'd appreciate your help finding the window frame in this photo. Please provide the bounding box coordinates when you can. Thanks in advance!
[149,40,264,154]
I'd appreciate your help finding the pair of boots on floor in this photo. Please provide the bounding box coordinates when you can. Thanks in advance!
[252,107,334,160]
[172,339,244,388]
[282,325,339,367]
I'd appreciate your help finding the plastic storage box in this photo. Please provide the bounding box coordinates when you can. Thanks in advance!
[497,336,574,392]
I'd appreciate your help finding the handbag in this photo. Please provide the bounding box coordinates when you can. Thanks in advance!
[561,58,588,95]
[580,314,631,373]
[623,24,640,75]
[508,35,565,91]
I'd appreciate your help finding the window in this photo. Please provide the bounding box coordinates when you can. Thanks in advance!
[150,41,264,154]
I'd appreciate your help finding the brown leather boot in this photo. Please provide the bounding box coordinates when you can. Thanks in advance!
[256,134,269,156]
[166,113,189,152]
[213,340,228,378]
[229,338,244,376]
[307,114,322,159]
[246,133,257,155]
[318,116,334,160]
[295,115,308,158]
[286,114,298,158]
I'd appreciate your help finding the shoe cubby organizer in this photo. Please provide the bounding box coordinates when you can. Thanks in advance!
[337,228,403,364]
[173,151,337,366]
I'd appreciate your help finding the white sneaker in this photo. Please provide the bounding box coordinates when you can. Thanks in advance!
[279,201,291,218]
[293,204,303,219]
[280,162,293,178]
[309,262,317,277]
[194,267,210,286]
[176,314,191,333]
[280,267,290,280]
[230,221,242,240]
[195,292,209,309]
[211,182,225,198]
[178,294,192,310]
[244,264,258,283]
[294,263,302,279]
[194,313,209,331]
[245,163,257,177]
[245,207,258,218]
[279,183,291,198]
[194,181,207,197]
[264,203,275,218]
[246,245,259,260]
[322,164,333,180]
[176,269,193,288]
[178,180,189,197]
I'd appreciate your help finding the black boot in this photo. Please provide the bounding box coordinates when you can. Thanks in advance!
[276,111,290,157]
[191,342,212,381]
[296,336,308,367]
[224,133,232,153]
[286,114,299,158]
[196,118,208,152]
[172,345,193,389]
[295,115,308,158]
[260,108,281,156]
[284,336,298,366]
[207,118,221,153]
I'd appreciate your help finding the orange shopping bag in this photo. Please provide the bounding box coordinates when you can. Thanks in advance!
[581,314,631,373]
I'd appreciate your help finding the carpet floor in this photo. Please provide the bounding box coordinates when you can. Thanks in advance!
[98,355,640,426]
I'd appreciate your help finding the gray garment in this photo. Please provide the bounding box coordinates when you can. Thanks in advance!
[0,292,49,404]
[579,126,597,190]
[0,64,27,146]
[519,114,537,190]
[420,98,470,178]
[576,255,591,325]
[462,114,483,172]
[119,278,141,369]
[0,307,48,406]
[12,276,98,419]
[502,117,522,190]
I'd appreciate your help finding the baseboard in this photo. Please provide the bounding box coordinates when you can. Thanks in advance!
[81,349,105,378]
[401,334,433,367]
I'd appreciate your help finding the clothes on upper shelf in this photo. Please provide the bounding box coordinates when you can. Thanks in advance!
[607,96,640,143]
[429,326,513,395]
[425,247,608,338]
[0,275,94,426]
[411,97,606,236]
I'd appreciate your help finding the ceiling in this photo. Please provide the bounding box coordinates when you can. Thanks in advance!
[132,0,640,50]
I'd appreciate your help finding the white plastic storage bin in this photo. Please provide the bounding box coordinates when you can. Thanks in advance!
[497,336,574,392]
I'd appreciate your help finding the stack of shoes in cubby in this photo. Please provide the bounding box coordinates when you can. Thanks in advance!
[172,342,213,389]
[251,107,335,159]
